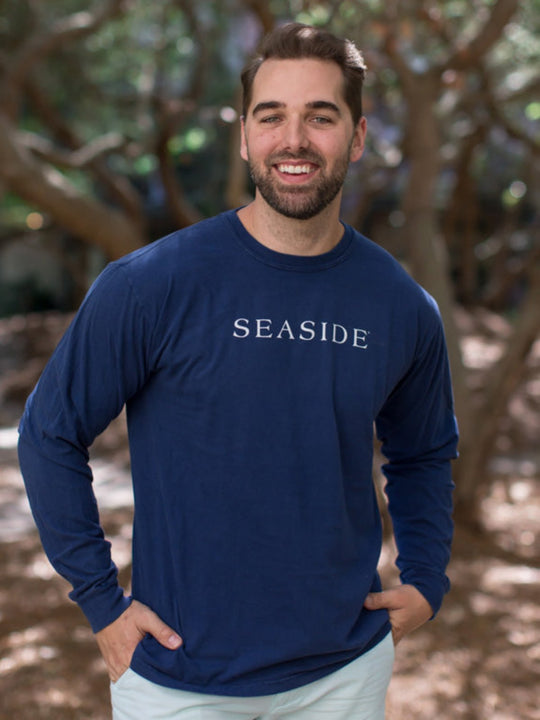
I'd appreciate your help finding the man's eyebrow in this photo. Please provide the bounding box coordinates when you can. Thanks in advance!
[252,101,285,116]
[306,101,341,115]
[251,100,342,116]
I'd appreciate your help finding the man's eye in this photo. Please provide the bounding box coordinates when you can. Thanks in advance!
[312,116,332,124]
[260,116,281,124]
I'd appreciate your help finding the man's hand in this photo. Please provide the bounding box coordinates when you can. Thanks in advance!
[95,599,183,682]
[363,584,433,645]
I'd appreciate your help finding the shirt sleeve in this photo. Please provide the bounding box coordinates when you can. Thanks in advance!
[375,297,459,616]
[18,263,153,633]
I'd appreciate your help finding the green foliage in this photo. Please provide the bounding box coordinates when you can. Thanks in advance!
[0,193,37,231]
[0,0,537,311]
[0,0,247,229]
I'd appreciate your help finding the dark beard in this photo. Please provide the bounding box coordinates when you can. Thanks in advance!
[248,152,350,221]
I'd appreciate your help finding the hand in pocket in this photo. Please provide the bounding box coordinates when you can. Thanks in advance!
[95,599,183,682]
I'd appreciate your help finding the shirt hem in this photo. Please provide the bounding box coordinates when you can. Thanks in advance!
[129,621,392,698]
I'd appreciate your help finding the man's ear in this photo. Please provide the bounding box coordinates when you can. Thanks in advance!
[349,116,367,163]
[240,116,248,161]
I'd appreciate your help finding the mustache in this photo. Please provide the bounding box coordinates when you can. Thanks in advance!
[266,150,324,166]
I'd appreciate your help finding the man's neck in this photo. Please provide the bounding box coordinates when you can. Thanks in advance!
[237,198,344,257]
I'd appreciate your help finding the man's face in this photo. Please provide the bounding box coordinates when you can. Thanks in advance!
[241,58,366,220]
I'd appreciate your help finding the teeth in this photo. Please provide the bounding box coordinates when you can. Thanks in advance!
[277,164,313,175]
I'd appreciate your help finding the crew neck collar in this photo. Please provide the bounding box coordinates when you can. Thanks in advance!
[225,209,353,272]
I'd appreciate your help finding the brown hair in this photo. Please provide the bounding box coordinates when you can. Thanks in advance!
[241,23,367,124]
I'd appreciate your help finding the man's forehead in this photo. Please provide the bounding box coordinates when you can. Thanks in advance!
[249,58,347,108]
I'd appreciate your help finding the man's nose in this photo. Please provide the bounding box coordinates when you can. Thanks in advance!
[281,117,309,152]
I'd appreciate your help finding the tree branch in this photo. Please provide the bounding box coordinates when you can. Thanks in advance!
[0,114,144,259]
[141,2,207,228]
[445,0,520,70]
[20,131,128,168]
[243,0,276,34]
[480,66,540,154]
[22,74,145,225]
[454,260,540,514]
[173,0,210,105]
[154,96,203,228]
[380,5,417,87]
[1,0,128,119]
[482,244,540,309]
[498,76,540,104]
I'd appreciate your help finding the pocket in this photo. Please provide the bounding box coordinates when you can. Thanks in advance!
[382,630,396,664]
[111,666,135,689]
[111,634,145,688]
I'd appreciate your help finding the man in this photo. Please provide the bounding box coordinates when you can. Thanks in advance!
[19,22,458,720]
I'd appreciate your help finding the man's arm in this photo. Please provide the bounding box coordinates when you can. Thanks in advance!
[371,299,458,638]
[18,264,181,673]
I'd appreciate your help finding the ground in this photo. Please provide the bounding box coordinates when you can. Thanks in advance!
[0,312,538,720]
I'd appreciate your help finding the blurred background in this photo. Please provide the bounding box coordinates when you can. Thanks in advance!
[0,1,538,718]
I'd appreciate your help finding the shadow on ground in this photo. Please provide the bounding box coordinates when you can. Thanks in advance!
[1,312,539,719]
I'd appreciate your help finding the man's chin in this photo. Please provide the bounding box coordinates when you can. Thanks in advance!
[277,206,322,221]
[259,189,322,220]
[265,200,319,221]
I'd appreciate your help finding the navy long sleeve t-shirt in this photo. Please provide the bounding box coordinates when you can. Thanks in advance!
[18,210,458,696]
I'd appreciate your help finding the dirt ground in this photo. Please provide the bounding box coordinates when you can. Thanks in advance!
[1,312,539,720]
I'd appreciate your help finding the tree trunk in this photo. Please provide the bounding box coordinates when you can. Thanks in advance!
[381,0,523,530]
[453,263,540,526]
[444,125,487,305]
[225,89,252,210]
[397,71,469,433]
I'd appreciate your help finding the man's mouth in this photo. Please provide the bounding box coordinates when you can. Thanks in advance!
[276,163,317,175]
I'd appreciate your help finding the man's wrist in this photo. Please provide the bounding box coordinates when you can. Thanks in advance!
[78,588,132,634]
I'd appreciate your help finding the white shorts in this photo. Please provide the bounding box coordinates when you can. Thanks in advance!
[110,632,394,719]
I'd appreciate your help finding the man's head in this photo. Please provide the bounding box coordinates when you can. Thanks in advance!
[241,23,366,125]
[239,24,367,223]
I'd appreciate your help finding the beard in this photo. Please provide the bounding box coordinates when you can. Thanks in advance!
[247,148,351,221]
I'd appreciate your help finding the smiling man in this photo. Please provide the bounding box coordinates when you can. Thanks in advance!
[19,23,458,720]
[239,51,366,254]
[240,57,365,228]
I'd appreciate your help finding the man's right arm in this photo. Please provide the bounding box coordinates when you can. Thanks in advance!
[18,264,153,633]
[18,355,131,633]
[18,264,185,679]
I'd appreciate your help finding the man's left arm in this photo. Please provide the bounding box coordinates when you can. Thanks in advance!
[370,302,459,642]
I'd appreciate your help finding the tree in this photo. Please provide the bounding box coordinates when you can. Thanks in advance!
[367,0,538,524]
[0,0,243,258]
[292,0,539,525]
[0,0,145,258]
[373,0,538,525]
[1,0,538,527]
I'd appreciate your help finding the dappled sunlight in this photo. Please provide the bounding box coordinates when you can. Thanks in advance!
[0,626,59,674]
[461,335,505,369]
[23,555,57,581]
[482,478,539,558]
[0,426,18,449]
[482,564,540,590]
[34,687,83,710]
[384,470,540,719]
[0,465,34,542]
[1,312,538,718]
[0,0,537,714]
